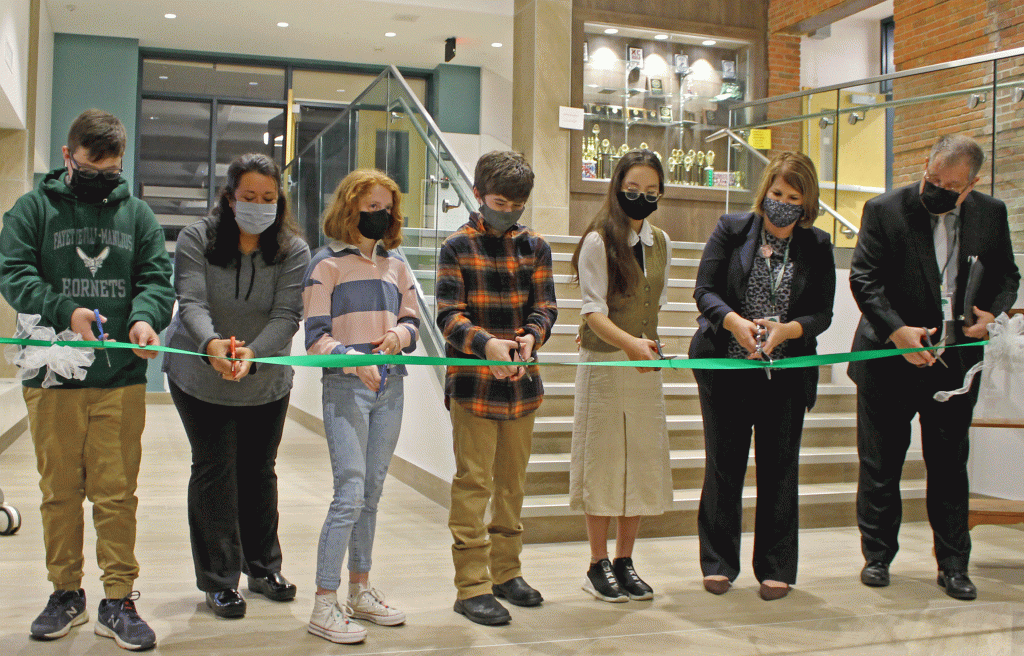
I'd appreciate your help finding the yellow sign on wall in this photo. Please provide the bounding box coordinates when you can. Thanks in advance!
[748,129,771,150]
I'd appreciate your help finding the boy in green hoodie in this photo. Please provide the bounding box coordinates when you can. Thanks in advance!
[0,109,174,651]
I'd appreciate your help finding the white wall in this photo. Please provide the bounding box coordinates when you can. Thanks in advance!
[800,1,892,92]
[33,2,52,172]
[440,65,513,190]
[0,0,30,129]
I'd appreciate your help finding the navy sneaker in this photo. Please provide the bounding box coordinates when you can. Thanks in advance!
[30,589,88,640]
[94,591,156,651]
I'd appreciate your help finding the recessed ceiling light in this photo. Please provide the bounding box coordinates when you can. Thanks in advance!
[159,75,168,80]
[491,42,502,48]
[336,89,345,92]
[164,13,176,19]
[385,32,396,37]
[702,39,717,46]
[603,28,618,34]
[277,22,288,27]
[249,81,259,86]
[655,34,668,40]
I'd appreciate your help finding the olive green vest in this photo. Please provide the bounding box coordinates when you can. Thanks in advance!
[579,227,668,352]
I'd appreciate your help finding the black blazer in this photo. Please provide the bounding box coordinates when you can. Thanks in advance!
[848,182,1020,383]
[689,212,837,409]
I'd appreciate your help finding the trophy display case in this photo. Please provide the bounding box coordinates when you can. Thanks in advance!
[579,23,751,190]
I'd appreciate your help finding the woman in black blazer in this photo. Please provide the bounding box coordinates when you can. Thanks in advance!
[689,152,836,600]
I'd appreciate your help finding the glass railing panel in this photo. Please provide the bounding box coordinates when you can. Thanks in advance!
[831,82,887,249]
[995,55,1024,253]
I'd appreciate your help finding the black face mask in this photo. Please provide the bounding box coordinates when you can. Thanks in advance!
[358,209,391,241]
[920,180,962,215]
[67,168,121,204]
[616,191,658,221]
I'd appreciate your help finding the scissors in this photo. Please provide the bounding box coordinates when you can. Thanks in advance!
[377,364,389,396]
[755,325,772,379]
[921,330,948,368]
[512,328,535,382]
[93,309,111,367]
[654,339,676,361]
[229,335,238,376]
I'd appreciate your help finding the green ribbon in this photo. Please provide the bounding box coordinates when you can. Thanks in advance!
[0,336,983,370]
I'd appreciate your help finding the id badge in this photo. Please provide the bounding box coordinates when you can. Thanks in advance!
[940,293,954,323]
[764,315,780,324]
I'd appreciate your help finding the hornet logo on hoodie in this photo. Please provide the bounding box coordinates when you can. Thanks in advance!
[76,246,110,277]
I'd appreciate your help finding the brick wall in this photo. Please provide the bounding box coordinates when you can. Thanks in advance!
[766,0,1024,249]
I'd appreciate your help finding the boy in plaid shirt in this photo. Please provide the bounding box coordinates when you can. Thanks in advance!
[436,151,557,625]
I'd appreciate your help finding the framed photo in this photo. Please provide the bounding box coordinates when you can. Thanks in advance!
[627,107,645,121]
[628,47,644,67]
[583,40,589,63]
[648,78,664,95]
[721,59,736,80]
[673,53,689,74]
[659,105,673,123]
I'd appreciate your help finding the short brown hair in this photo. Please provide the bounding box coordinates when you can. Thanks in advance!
[321,169,403,249]
[473,151,534,202]
[67,109,127,160]
[751,151,819,229]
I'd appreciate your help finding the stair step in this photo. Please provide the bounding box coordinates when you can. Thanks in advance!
[555,299,697,312]
[551,252,702,268]
[532,412,857,433]
[549,324,695,337]
[542,381,856,396]
[527,447,920,472]
[521,479,927,517]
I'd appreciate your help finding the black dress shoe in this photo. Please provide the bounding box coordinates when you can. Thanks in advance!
[247,572,297,602]
[938,570,977,600]
[492,576,543,607]
[860,561,890,587]
[205,589,246,618]
[453,593,511,625]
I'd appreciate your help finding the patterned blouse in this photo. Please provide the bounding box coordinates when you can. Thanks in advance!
[727,230,794,360]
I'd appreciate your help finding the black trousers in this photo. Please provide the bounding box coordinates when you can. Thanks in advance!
[855,350,980,571]
[695,368,806,584]
[169,382,289,592]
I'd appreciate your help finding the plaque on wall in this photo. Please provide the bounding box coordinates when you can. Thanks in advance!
[722,60,736,80]
[674,54,689,75]
[659,105,673,123]
[648,78,664,95]
[628,47,644,68]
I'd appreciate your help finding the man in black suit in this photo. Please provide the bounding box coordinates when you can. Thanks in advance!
[849,135,1019,600]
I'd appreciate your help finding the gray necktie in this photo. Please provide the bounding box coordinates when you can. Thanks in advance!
[932,212,958,352]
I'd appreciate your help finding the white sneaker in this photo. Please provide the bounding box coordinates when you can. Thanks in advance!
[308,592,367,644]
[347,583,406,626]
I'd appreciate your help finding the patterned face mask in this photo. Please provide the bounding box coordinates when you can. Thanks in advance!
[762,197,803,228]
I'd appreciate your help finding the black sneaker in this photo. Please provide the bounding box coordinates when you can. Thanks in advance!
[30,589,88,640]
[582,559,628,602]
[94,591,156,651]
[613,557,654,600]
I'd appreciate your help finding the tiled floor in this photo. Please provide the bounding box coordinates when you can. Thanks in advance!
[2,403,1024,655]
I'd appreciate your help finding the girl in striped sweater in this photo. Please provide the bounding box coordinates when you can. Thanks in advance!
[301,169,420,644]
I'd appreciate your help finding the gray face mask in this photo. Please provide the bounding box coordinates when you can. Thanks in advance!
[479,203,524,234]
[762,197,803,228]
[234,201,277,234]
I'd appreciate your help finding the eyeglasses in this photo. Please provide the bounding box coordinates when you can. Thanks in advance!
[924,173,968,195]
[70,156,122,181]
[622,189,661,203]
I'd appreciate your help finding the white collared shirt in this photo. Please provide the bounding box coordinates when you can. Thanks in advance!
[578,220,670,316]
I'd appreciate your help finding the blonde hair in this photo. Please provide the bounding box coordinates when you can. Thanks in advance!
[321,169,403,249]
[751,152,819,229]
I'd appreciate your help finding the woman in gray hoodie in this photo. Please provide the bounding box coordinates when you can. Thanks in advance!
[162,153,310,619]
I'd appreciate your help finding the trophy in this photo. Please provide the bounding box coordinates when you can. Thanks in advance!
[704,150,716,187]
[592,125,602,178]
[639,142,649,151]
[601,139,612,178]
[667,153,677,184]
[683,150,695,185]
[694,151,705,186]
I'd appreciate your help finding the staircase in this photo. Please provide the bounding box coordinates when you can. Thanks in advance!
[402,229,928,544]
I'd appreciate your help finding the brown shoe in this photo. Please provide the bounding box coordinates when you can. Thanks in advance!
[758,582,790,601]
[702,576,730,595]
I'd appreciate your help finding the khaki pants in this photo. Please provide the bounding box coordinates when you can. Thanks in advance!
[448,401,535,599]
[24,385,146,599]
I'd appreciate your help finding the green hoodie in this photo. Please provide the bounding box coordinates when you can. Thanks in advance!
[0,168,175,388]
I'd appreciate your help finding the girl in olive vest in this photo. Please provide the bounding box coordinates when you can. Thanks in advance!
[569,150,673,603]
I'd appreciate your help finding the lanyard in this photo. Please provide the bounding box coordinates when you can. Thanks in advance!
[760,228,791,311]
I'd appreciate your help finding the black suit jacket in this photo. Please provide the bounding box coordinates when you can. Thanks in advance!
[689,212,837,409]
[848,182,1020,384]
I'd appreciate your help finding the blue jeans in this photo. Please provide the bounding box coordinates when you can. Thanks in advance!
[316,374,404,590]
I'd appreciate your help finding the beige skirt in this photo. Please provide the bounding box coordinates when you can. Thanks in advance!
[569,347,672,516]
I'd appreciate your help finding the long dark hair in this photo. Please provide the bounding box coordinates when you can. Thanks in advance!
[571,150,665,296]
[206,153,301,267]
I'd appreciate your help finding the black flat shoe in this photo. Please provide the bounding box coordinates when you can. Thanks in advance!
[453,593,511,625]
[247,572,297,602]
[205,589,246,618]
[860,561,890,587]
[938,570,977,600]
[492,576,543,607]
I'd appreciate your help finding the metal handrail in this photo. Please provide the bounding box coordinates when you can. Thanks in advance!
[706,128,860,236]
[730,46,1024,110]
